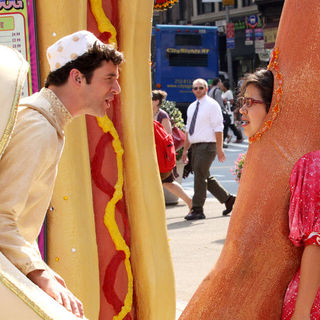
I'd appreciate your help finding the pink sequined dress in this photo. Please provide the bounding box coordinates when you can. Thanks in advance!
[281,151,320,319]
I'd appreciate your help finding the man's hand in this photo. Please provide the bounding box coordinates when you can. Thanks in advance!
[27,269,84,318]
[217,149,226,162]
[182,149,189,165]
[51,269,67,288]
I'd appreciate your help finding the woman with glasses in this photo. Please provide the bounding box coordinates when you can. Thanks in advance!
[238,69,274,137]
[239,69,320,320]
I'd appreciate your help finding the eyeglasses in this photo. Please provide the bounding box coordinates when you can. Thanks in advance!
[193,86,204,91]
[238,97,265,108]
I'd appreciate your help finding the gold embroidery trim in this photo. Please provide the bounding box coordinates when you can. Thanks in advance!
[41,88,73,127]
[249,48,283,144]
[0,272,53,320]
[0,49,29,159]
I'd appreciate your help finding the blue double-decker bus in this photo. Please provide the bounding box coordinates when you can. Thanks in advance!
[152,25,219,115]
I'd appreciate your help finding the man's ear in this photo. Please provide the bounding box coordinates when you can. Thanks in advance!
[69,69,83,86]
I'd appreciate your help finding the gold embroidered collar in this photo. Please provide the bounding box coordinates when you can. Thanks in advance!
[40,88,73,130]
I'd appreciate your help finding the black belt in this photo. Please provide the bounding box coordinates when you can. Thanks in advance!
[192,142,215,146]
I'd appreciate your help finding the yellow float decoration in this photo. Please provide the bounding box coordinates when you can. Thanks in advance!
[89,0,117,46]
[96,115,133,320]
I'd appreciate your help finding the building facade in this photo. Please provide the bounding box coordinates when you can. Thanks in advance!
[153,0,284,84]
[153,0,194,25]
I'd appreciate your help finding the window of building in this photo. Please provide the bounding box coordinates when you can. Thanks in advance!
[233,0,238,9]
[204,3,214,13]
[197,0,215,15]
[242,0,253,6]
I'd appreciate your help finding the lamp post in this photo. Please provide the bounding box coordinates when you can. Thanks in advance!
[225,4,234,90]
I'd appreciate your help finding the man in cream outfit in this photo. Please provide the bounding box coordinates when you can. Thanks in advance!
[0,31,123,317]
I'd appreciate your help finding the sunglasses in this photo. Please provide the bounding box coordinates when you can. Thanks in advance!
[193,86,204,91]
[238,97,265,108]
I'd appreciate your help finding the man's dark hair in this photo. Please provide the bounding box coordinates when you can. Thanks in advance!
[239,69,274,113]
[45,42,124,88]
[212,77,221,86]
[222,80,230,90]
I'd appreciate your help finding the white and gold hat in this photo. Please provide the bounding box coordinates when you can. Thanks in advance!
[0,45,29,159]
[46,30,104,72]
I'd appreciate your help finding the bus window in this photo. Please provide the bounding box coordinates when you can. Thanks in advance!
[168,53,208,67]
[175,34,202,46]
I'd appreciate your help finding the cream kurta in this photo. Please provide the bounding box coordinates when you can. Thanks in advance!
[0,88,72,275]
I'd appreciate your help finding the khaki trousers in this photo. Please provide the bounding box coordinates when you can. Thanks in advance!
[191,142,230,211]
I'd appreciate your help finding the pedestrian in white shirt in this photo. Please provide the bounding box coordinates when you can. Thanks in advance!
[182,78,236,220]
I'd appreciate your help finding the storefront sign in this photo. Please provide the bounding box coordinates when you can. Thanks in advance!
[245,29,253,45]
[246,15,258,29]
[255,40,265,53]
[226,23,235,49]
[222,0,234,5]
[254,28,264,41]
[264,27,278,48]
[234,21,246,30]
[0,0,39,97]
[254,28,265,53]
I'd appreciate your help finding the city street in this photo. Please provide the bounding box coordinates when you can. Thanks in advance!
[165,138,249,318]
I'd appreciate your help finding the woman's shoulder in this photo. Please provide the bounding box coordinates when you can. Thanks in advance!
[157,109,170,121]
[293,150,320,168]
[159,109,169,117]
[290,150,320,185]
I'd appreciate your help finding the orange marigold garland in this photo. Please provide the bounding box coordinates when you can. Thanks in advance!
[154,0,179,11]
[249,48,283,144]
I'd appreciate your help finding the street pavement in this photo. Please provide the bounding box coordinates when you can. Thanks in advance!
[165,138,249,319]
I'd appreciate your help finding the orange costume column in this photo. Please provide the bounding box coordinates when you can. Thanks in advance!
[180,1,320,319]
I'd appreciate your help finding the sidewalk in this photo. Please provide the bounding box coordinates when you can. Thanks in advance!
[166,198,231,319]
